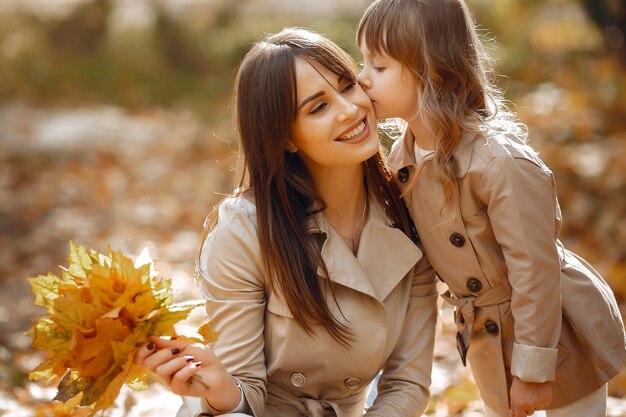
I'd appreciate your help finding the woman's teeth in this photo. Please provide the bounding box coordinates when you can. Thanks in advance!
[338,121,366,141]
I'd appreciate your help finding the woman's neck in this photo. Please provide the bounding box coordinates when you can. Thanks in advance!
[310,164,368,245]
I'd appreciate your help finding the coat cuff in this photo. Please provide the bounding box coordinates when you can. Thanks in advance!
[200,379,248,415]
[511,343,558,383]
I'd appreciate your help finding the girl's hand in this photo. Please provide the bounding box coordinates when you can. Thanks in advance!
[509,376,552,417]
[134,336,241,411]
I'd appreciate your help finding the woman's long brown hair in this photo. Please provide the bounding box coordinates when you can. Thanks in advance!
[204,28,416,346]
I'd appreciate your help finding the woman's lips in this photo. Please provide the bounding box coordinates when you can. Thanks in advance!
[336,117,369,143]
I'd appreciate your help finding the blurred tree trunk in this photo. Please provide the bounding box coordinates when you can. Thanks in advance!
[581,0,626,64]
[154,0,250,72]
[41,0,110,56]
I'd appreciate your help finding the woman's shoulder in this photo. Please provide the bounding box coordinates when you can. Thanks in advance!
[204,193,259,243]
[198,195,265,289]
[218,193,257,220]
[199,192,263,278]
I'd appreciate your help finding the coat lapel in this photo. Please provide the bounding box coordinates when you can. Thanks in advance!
[387,129,419,198]
[357,201,422,300]
[309,199,422,301]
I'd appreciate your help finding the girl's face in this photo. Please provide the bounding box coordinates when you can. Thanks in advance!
[358,42,419,121]
[288,57,379,175]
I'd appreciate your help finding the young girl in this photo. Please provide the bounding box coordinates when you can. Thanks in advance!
[357,1,626,417]
[135,28,438,417]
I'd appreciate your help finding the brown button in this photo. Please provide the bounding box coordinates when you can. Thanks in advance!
[485,320,499,335]
[449,233,465,247]
[344,377,361,389]
[398,167,409,183]
[466,277,482,293]
[290,372,307,387]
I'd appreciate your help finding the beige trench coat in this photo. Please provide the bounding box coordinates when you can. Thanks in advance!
[388,127,626,416]
[196,195,438,417]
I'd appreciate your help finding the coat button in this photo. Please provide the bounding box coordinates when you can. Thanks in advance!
[449,233,465,247]
[466,277,482,293]
[485,320,499,335]
[398,167,409,183]
[344,377,361,389]
[290,372,307,387]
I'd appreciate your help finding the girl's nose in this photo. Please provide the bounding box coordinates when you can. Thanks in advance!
[358,72,371,90]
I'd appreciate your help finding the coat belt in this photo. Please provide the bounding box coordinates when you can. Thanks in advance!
[267,383,365,417]
[299,398,344,417]
[441,279,512,365]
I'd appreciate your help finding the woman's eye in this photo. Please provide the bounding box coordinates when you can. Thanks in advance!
[374,67,385,72]
[310,103,327,114]
[341,82,356,93]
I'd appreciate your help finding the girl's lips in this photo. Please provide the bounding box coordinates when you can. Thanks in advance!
[335,117,370,144]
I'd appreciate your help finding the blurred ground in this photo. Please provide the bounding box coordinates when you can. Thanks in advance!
[1,0,626,416]
[1,102,625,417]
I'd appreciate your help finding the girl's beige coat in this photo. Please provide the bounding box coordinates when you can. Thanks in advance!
[197,196,438,417]
[388,128,626,416]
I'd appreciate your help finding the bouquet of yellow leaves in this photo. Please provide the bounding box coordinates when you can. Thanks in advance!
[28,242,216,416]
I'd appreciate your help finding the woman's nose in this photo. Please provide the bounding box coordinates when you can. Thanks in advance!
[338,99,358,122]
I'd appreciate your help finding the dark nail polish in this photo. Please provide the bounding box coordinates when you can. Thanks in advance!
[170,348,181,355]
[184,355,194,362]
[146,343,155,350]
[190,361,202,368]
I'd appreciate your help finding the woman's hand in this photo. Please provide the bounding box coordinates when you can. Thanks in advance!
[134,336,241,411]
[509,376,552,417]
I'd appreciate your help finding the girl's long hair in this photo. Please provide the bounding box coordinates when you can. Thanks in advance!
[358,0,523,204]
[202,28,416,346]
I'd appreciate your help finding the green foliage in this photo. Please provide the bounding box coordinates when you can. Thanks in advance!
[0,1,363,121]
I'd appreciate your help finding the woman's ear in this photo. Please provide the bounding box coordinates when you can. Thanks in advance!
[285,142,298,153]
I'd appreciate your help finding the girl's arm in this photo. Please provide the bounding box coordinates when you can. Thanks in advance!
[197,198,268,417]
[364,253,438,417]
[479,155,561,383]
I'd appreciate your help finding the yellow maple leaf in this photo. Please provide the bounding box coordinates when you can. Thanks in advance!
[29,242,207,416]
[197,321,220,344]
[35,393,92,417]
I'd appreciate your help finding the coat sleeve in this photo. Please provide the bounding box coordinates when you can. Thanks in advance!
[478,155,561,383]
[364,253,438,417]
[197,198,267,416]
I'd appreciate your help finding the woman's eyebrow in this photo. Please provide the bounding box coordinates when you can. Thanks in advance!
[298,74,346,110]
[298,91,325,110]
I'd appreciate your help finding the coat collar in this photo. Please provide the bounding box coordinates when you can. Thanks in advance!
[306,198,422,301]
[387,128,478,190]
[454,131,477,177]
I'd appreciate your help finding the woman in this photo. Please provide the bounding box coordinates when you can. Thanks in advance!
[135,28,438,417]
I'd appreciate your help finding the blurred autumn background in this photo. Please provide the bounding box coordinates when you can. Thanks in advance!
[1,0,625,416]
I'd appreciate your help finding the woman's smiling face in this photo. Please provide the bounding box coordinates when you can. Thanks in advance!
[288,57,379,175]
